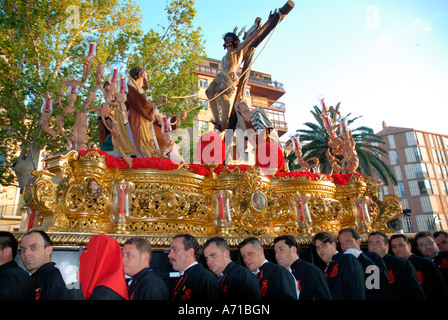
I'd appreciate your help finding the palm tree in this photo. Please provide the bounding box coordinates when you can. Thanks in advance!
[286,103,397,186]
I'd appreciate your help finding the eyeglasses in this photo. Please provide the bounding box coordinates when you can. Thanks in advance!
[417,240,434,248]
[19,244,45,254]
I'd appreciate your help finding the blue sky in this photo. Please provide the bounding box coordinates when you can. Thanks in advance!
[137,0,448,139]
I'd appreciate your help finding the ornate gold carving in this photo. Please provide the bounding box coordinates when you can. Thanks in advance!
[23,150,403,246]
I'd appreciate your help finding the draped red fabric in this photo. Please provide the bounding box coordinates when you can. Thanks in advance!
[79,234,128,300]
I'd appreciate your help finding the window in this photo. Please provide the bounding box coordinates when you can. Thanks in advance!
[393,183,406,197]
[405,131,416,146]
[405,148,416,162]
[401,216,413,233]
[198,79,208,88]
[440,181,448,195]
[419,196,433,212]
[416,214,436,231]
[394,166,403,181]
[388,135,396,149]
[389,150,399,165]
[408,180,420,196]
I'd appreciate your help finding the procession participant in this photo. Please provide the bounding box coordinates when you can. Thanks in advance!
[112,66,186,158]
[434,231,448,252]
[391,234,448,300]
[123,237,169,300]
[78,234,128,300]
[203,237,261,300]
[368,231,425,300]
[168,234,219,300]
[0,231,34,300]
[415,231,448,288]
[239,237,297,300]
[20,230,74,300]
[274,235,332,300]
[338,228,389,300]
[312,232,365,300]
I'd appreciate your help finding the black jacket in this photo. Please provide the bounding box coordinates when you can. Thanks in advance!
[0,260,35,300]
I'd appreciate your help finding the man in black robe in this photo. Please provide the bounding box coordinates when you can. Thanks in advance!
[274,235,332,300]
[203,237,261,300]
[168,234,219,300]
[391,234,448,300]
[123,237,169,300]
[312,232,365,300]
[0,231,34,300]
[20,230,74,300]
[415,231,448,289]
[368,231,425,300]
[239,237,297,300]
[338,228,389,300]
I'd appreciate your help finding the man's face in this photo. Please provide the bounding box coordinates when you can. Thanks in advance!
[435,234,448,252]
[203,242,229,276]
[314,240,336,264]
[168,237,193,273]
[390,237,412,259]
[274,240,295,269]
[122,244,149,277]
[20,233,52,274]
[368,235,388,258]
[338,232,360,251]
[416,236,439,259]
[240,243,264,272]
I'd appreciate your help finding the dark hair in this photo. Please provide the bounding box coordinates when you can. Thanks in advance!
[203,236,230,252]
[22,230,52,247]
[223,32,240,49]
[0,231,18,258]
[415,231,434,243]
[173,234,201,261]
[434,231,448,238]
[338,227,360,240]
[273,235,298,251]
[390,234,410,244]
[368,231,389,245]
[312,232,336,245]
[129,67,145,80]
[124,237,152,259]
[238,237,262,249]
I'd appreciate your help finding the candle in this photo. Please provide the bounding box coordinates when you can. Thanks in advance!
[162,116,169,132]
[118,184,126,214]
[111,68,118,83]
[292,137,301,150]
[27,210,35,231]
[217,193,225,219]
[297,198,305,222]
[44,97,52,113]
[358,200,365,221]
[322,114,332,129]
[120,78,126,93]
[88,42,95,56]
[320,98,327,112]
[340,117,349,132]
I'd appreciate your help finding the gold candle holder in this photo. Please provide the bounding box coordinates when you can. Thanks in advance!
[110,180,134,234]
[353,196,372,234]
[213,189,232,235]
[293,193,313,235]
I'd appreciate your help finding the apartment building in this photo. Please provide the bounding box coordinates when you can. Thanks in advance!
[377,122,448,232]
[193,58,287,163]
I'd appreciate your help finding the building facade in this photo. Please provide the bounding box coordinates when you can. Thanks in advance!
[193,58,287,163]
[377,122,448,233]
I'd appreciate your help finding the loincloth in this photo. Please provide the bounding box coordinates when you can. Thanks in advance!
[215,72,238,95]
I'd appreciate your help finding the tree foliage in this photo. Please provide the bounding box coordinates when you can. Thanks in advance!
[0,0,205,188]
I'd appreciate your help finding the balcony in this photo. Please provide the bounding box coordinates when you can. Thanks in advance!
[196,65,284,90]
